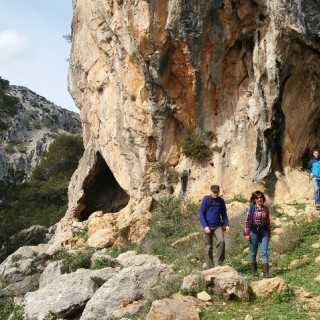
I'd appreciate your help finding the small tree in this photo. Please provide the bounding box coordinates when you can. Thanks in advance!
[181,130,212,161]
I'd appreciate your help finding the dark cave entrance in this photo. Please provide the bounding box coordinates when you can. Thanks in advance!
[78,152,130,221]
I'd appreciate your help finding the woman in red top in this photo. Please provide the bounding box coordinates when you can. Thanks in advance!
[244,190,272,278]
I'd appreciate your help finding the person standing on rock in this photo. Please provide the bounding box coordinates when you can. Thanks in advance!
[307,148,320,210]
[244,190,273,278]
[199,185,230,269]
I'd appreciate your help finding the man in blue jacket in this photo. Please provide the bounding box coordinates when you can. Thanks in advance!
[199,185,230,269]
[307,148,320,210]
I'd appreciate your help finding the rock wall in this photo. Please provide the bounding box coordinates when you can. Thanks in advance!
[52,0,320,248]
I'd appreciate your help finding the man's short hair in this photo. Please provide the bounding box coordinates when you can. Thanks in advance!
[210,185,220,192]
[313,148,319,153]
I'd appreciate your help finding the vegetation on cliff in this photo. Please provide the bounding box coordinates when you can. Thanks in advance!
[0,77,19,131]
[0,134,84,244]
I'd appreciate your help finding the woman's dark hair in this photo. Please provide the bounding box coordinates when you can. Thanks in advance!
[249,190,266,204]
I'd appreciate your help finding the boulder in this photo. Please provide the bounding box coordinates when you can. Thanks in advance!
[0,225,52,263]
[0,245,50,285]
[116,251,163,267]
[146,298,200,320]
[87,228,116,248]
[251,277,290,297]
[24,267,119,320]
[80,263,177,320]
[196,291,211,302]
[202,266,248,300]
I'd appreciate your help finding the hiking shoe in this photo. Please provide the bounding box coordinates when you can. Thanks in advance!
[316,204,320,210]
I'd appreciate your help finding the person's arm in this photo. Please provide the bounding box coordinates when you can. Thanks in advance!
[307,159,313,176]
[199,197,209,230]
[244,207,251,240]
[220,199,229,226]
[265,206,271,239]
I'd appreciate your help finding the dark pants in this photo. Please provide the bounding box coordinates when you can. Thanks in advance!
[203,227,225,269]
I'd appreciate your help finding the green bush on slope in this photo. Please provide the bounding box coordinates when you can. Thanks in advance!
[0,134,84,244]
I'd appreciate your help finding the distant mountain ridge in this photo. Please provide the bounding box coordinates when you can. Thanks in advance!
[0,83,82,179]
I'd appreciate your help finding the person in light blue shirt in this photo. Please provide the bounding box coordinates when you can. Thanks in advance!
[199,185,230,269]
[307,148,320,210]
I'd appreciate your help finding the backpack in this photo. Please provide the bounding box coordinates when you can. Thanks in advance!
[204,195,220,213]
[312,160,320,177]
[204,196,226,231]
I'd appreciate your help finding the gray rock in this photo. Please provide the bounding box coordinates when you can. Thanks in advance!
[116,251,163,267]
[202,266,248,300]
[24,267,118,320]
[39,260,68,288]
[1,274,39,298]
[0,245,50,279]
[80,263,177,320]
[181,273,203,291]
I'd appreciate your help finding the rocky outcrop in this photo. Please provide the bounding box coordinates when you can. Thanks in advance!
[0,249,180,320]
[59,0,320,247]
[0,84,82,179]
[0,225,55,263]
[202,266,248,300]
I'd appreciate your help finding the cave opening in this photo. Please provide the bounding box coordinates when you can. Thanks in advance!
[79,152,130,221]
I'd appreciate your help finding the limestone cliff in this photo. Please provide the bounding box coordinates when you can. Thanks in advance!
[51,0,320,249]
[0,84,82,179]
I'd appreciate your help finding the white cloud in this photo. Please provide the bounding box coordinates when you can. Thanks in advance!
[0,29,29,62]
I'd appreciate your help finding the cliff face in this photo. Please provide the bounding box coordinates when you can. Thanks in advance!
[0,85,82,179]
[57,0,320,246]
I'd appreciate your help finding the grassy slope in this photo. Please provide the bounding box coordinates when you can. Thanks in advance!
[133,196,320,320]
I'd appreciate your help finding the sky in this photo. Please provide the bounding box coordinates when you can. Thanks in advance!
[0,0,79,113]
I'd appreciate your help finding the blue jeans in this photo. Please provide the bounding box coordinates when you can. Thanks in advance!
[250,230,269,264]
[312,177,320,204]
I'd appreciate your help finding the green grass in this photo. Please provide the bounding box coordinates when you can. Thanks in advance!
[0,300,24,320]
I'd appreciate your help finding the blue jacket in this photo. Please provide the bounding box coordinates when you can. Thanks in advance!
[199,196,229,228]
[307,157,320,177]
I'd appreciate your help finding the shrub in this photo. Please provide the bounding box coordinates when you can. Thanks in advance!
[129,51,137,63]
[59,247,95,272]
[0,77,19,132]
[91,258,118,270]
[181,130,212,161]
[4,143,15,154]
[32,120,41,129]
[150,161,164,175]
[0,299,24,320]
[167,168,181,184]
[139,195,204,274]
[106,241,138,258]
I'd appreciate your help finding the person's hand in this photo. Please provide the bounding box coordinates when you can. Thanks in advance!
[245,236,250,241]
[225,226,230,233]
[311,173,314,178]
[204,227,211,234]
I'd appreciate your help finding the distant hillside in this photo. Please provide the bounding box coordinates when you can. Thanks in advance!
[0,78,82,179]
